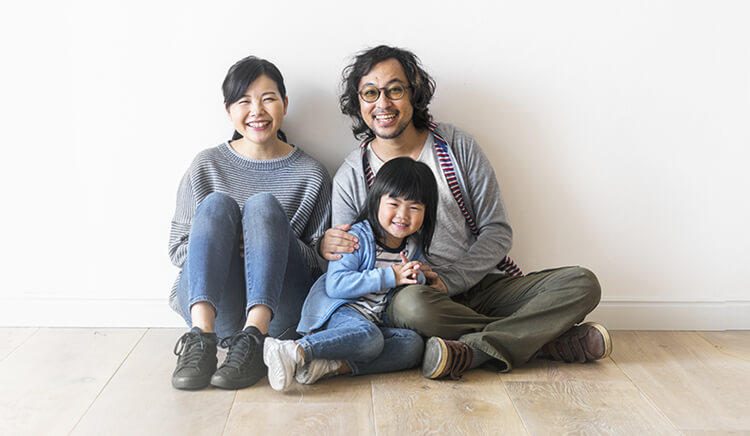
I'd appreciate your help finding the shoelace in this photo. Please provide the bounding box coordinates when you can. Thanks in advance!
[173,331,207,367]
[542,333,587,363]
[441,341,472,380]
[219,330,263,369]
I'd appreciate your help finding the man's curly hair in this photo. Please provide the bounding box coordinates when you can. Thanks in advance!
[340,45,436,140]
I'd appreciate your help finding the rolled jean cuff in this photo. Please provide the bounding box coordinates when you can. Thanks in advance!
[296,338,314,364]
[344,360,360,375]
[245,300,275,317]
[188,296,218,315]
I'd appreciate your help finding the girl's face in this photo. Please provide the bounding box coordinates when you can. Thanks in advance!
[377,194,425,248]
[227,74,288,147]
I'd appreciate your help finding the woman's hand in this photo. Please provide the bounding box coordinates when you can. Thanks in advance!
[319,224,359,261]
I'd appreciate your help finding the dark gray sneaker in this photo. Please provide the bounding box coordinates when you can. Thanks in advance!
[210,326,267,389]
[538,322,613,363]
[172,327,218,390]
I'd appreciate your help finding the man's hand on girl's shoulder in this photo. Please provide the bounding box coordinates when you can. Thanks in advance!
[319,223,359,260]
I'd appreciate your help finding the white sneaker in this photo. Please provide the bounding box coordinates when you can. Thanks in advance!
[295,359,342,385]
[263,338,303,391]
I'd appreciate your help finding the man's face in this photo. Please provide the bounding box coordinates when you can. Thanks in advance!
[358,58,414,140]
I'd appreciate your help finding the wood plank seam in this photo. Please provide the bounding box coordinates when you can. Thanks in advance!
[696,332,750,363]
[0,328,39,363]
[609,339,683,433]
[498,373,532,435]
[68,329,149,435]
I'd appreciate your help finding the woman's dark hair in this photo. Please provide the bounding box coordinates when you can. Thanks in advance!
[340,45,436,141]
[355,157,438,254]
[222,55,287,142]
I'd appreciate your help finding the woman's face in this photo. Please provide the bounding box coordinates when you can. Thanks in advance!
[227,74,288,146]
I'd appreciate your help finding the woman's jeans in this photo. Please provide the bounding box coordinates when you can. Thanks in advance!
[296,305,424,376]
[176,192,312,339]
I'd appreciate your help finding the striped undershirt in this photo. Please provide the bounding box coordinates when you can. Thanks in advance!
[345,236,418,324]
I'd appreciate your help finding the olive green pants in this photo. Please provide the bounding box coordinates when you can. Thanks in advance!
[386,266,601,372]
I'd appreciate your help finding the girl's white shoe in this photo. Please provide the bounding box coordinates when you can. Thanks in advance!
[295,359,342,385]
[263,338,303,391]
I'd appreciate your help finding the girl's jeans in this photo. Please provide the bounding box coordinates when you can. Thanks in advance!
[176,192,312,339]
[297,305,424,376]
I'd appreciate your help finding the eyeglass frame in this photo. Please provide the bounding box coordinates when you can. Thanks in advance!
[357,83,413,103]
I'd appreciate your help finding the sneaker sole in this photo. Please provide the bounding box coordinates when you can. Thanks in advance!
[583,322,613,359]
[422,337,449,379]
[172,376,211,390]
[262,339,295,391]
[209,372,263,390]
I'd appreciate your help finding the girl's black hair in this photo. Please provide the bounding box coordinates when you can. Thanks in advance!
[222,55,287,142]
[355,157,438,254]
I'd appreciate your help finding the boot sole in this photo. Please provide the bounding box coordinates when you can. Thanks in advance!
[422,337,449,379]
[583,322,613,359]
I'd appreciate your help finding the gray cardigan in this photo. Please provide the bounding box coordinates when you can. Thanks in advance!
[331,122,513,296]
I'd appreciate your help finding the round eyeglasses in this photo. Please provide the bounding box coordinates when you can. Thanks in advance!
[358,84,412,103]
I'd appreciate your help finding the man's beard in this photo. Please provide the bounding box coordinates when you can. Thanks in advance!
[371,116,411,140]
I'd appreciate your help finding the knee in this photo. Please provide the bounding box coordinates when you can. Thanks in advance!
[390,286,445,334]
[197,192,240,219]
[562,266,601,309]
[192,193,241,231]
[242,193,286,224]
[401,330,425,367]
[358,324,385,361]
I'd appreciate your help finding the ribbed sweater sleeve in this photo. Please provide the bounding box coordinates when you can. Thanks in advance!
[168,171,197,268]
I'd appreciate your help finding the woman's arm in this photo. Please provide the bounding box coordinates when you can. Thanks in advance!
[295,163,333,276]
[168,171,196,267]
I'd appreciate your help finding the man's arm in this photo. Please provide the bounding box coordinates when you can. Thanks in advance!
[432,127,514,295]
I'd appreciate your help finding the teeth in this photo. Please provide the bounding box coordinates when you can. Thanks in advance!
[375,114,396,120]
[247,121,269,128]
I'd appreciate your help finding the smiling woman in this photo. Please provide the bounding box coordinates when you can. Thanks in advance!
[222,59,291,159]
[167,56,332,392]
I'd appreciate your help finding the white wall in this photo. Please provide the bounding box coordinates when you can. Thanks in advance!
[1,0,748,329]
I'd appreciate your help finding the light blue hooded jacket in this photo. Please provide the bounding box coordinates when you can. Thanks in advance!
[296,220,425,334]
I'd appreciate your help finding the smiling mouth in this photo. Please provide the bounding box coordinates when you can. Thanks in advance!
[391,222,409,229]
[374,113,396,123]
[247,121,270,128]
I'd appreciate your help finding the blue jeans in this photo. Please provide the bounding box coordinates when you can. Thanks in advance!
[176,192,312,339]
[296,305,424,376]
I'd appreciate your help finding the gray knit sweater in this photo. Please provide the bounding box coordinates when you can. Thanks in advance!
[331,123,513,296]
[168,142,331,310]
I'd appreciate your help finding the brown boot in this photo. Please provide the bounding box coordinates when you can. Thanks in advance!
[422,337,473,380]
[538,322,612,363]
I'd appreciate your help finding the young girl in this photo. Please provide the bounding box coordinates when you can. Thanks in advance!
[169,56,331,390]
[263,157,439,391]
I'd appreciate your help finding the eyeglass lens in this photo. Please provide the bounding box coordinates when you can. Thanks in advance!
[359,85,406,102]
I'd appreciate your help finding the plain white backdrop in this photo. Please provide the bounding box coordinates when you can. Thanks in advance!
[1,0,748,328]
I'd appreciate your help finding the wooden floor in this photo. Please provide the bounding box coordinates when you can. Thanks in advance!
[1,329,748,436]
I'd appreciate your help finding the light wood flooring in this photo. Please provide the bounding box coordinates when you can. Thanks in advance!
[1,328,748,435]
